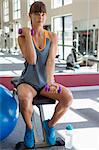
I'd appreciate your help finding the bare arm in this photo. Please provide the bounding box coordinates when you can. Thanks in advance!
[46,32,58,84]
[18,28,37,64]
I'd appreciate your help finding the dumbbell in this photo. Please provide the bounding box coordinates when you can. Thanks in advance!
[45,84,62,93]
[18,28,34,36]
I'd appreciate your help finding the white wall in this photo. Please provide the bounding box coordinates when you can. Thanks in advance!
[73,0,99,30]
[73,0,99,21]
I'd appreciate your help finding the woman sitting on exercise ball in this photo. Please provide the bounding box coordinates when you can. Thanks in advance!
[17,1,73,148]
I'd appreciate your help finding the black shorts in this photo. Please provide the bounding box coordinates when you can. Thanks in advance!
[17,81,45,95]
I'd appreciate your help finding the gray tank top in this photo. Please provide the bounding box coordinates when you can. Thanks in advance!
[19,30,51,90]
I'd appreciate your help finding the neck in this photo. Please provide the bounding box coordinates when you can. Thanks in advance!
[32,25,44,35]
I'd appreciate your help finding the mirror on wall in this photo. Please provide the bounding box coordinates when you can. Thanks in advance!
[52,0,99,73]
[72,0,99,73]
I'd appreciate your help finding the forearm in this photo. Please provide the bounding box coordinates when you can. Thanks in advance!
[25,33,37,64]
[46,59,55,83]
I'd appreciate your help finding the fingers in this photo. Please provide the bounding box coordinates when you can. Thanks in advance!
[18,28,31,36]
[50,84,57,93]
[49,84,59,93]
[45,83,61,94]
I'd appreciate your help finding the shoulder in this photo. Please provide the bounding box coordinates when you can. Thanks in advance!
[45,30,58,43]
[49,32,58,42]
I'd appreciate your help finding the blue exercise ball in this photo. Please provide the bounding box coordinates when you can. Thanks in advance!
[0,84,19,141]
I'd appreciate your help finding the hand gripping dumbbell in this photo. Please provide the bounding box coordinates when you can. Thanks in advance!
[18,28,34,36]
[45,84,62,93]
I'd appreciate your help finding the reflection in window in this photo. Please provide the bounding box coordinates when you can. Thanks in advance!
[58,46,63,59]
[64,15,72,46]
[53,15,72,60]
[54,17,62,31]
[3,0,9,22]
[53,17,62,45]
[64,46,72,60]
[13,0,21,19]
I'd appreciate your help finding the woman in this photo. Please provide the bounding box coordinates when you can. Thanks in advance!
[17,1,73,148]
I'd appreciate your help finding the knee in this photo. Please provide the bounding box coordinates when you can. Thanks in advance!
[18,93,33,113]
[62,90,73,107]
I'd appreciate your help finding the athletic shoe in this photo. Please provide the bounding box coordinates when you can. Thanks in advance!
[43,120,56,145]
[24,127,34,148]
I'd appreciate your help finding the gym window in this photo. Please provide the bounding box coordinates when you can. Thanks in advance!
[52,0,72,9]
[53,15,72,60]
[3,0,9,22]
[13,0,21,19]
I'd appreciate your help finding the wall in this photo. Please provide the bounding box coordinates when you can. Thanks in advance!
[73,0,99,30]
[73,0,99,22]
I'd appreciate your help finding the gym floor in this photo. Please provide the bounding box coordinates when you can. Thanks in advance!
[0,51,97,77]
[0,90,99,150]
[0,52,99,150]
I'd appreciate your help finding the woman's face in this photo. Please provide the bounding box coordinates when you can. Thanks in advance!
[29,12,47,26]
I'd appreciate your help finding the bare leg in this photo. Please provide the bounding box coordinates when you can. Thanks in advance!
[17,83,37,129]
[40,83,73,127]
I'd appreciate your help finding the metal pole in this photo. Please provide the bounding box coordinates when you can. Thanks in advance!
[86,0,90,66]
[97,29,99,71]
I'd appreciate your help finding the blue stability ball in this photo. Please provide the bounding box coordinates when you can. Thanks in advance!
[0,84,19,141]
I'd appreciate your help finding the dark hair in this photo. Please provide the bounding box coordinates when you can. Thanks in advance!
[29,1,46,14]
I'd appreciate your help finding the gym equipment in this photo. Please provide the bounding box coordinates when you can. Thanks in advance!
[45,84,62,93]
[0,84,19,141]
[18,28,34,36]
[11,78,65,149]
